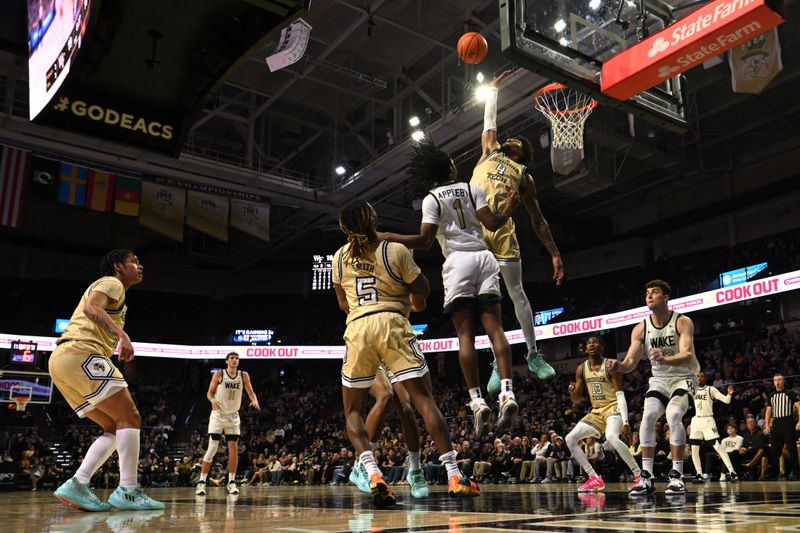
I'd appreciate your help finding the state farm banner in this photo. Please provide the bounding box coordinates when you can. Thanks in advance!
[4,270,798,359]
[602,0,784,100]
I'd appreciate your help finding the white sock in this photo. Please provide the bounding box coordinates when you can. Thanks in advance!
[360,451,381,478]
[199,472,208,482]
[714,442,736,473]
[642,457,654,475]
[228,472,236,484]
[501,379,513,394]
[408,451,421,471]
[672,459,684,475]
[440,450,460,479]
[116,428,141,489]
[75,432,116,484]
[468,387,482,402]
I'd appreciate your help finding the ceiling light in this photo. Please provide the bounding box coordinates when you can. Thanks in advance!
[589,0,601,9]
[476,72,485,83]
[335,165,346,175]
[559,37,569,46]
[411,130,425,142]
[554,19,567,32]
[474,84,493,101]
[408,116,420,127]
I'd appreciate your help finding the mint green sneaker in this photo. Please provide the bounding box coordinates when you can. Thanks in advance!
[407,468,429,498]
[527,350,555,380]
[487,359,501,395]
[54,477,111,512]
[107,485,164,510]
[349,463,370,493]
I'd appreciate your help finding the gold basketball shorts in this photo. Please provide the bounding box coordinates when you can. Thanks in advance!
[579,403,621,435]
[482,219,521,262]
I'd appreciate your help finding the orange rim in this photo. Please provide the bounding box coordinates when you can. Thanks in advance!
[534,82,598,116]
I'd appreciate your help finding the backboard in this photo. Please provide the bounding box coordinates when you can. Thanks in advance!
[0,370,53,405]
[500,0,688,130]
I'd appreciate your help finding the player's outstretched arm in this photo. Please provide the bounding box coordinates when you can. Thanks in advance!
[608,322,645,374]
[519,175,564,286]
[243,371,260,411]
[657,315,695,366]
[207,370,222,410]
[568,363,586,405]
[479,70,511,162]
[377,223,437,251]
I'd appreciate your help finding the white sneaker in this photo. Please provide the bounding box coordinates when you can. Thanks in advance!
[665,469,686,495]
[195,482,206,496]
[470,399,491,439]
[497,393,518,432]
[227,482,239,495]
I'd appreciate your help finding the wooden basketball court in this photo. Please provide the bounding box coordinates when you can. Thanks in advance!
[4,481,799,532]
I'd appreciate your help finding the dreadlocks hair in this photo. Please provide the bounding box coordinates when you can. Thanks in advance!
[645,279,671,295]
[407,139,455,188]
[100,249,134,277]
[339,200,378,264]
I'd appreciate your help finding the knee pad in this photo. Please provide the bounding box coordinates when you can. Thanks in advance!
[204,439,220,462]
[640,397,666,448]
[666,395,689,445]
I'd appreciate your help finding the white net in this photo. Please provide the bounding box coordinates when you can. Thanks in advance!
[534,84,597,150]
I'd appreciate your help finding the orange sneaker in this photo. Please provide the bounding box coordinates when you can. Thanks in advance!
[448,475,480,498]
[369,473,396,508]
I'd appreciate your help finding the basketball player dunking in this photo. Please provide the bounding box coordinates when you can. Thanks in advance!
[334,200,479,508]
[608,280,700,496]
[51,249,163,511]
[473,70,565,392]
[379,140,521,437]
[689,372,737,482]
[566,335,641,493]
[196,352,260,496]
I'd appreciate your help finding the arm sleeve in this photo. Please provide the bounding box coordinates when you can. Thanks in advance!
[393,243,422,284]
[483,87,498,132]
[420,194,440,225]
[92,278,124,303]
[470,184,489,211]
[711,386,732,404]
[615,391,629,423]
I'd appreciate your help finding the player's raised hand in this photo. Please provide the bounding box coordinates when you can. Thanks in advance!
[552,256,565,286]
[250,399,261,411]
[490,69,512,88]
[568,382,577,395]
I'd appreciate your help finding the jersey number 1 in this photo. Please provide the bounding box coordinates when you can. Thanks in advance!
[453,199,466,229]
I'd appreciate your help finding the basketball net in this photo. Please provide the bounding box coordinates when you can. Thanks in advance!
[11,396,29,411]
[534,83,598,150]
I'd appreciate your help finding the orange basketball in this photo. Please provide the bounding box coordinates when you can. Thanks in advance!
[457,32,488,64]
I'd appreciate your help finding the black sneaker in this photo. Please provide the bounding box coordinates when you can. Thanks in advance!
[693,473,707,483]
[728,471,738,483]
[629,470,655,496]
[665,469,686,495]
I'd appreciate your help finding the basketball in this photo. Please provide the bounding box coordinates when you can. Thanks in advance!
[457,32,488,64]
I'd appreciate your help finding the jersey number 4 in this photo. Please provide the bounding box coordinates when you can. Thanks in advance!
[356,276,378,305]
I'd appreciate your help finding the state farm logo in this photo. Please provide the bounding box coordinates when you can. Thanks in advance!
[647,37,670,58]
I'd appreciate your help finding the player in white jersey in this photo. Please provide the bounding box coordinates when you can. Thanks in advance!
[608,280,700,496]
[196,352,260,496]
[689,371,737,482]
[379,140,521,437]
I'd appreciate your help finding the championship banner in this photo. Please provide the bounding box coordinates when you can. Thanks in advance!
[4,270,798,360]
[186,190,229,242]
[602,0,784,100]
[139,182,185,242]
[729,27,782,94]
[231,198,270,241]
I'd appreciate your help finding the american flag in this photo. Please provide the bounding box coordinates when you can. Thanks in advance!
[0,145,29,228]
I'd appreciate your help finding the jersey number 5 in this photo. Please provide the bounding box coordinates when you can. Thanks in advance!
[356,276,378,305]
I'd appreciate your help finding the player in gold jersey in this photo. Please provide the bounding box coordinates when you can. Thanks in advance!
[472,70,565,390]
[333,200,478,508]
[50,249,162,511]
[566,335,641,493]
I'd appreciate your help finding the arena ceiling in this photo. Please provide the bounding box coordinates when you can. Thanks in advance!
[1,0,799,276]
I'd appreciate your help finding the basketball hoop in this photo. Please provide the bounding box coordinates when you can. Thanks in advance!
[11,396,29,412]
[534,83,598,150]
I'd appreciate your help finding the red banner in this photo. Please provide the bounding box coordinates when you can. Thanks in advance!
[601,0,784,100]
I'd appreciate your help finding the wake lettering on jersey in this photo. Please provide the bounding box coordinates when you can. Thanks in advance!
[224,382,241,390]
[649,335,676,352]
[644,311,701,378]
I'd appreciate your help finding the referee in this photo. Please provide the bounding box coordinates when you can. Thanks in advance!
[764,373,800,480]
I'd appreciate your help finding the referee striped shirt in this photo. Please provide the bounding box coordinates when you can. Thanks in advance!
[768,389,798,419]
